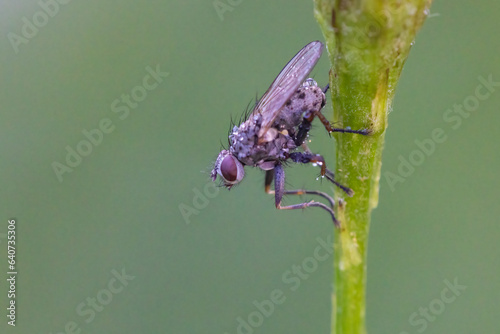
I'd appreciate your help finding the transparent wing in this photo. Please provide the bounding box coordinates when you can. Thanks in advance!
[252,41,323,140]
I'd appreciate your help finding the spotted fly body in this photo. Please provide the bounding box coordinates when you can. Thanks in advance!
[211,41,369,226]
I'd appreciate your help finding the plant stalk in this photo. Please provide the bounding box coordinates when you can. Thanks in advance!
[313,1,433,333]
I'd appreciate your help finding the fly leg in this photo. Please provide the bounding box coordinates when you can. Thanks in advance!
[298,143,354,197]
[265,169,335,208]
[289,152,354,197]
[294,110,369,147]
[322,82,370,135]
[315,111,372,136]
[293,102,370,148]
[323,83,330,94]
[265,166,339,227]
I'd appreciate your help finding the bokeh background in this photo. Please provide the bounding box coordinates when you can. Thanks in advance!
[1,1,499,333]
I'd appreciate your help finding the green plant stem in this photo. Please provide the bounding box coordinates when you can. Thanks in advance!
[313,1,433,333]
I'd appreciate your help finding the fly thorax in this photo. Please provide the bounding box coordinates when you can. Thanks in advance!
[228,114,262,162]
[228,113,295,166]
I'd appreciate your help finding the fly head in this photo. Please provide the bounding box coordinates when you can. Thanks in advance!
[211,150,245,189]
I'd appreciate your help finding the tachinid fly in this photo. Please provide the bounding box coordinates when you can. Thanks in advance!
[211,41,369,226]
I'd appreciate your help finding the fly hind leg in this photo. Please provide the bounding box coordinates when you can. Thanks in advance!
[293,110,370,148]
[315,111,371,136]
[293,95,370,147]
[322,82,371,135]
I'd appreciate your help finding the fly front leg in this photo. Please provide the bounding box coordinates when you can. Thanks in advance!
[265,165,339,227]
[265,169,335,208]
[289,152,354,197]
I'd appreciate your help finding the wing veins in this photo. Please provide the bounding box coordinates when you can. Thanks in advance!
[251,41,324,139]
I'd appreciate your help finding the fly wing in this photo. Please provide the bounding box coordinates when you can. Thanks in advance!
[252,41,323,141]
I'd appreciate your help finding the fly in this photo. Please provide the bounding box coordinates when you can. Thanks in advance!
[211,41,369,226]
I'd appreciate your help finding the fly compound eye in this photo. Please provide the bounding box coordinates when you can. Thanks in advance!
[219,154,244,187]
[220,155,237,181]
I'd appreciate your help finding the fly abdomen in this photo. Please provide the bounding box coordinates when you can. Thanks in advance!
[273,79,325,131]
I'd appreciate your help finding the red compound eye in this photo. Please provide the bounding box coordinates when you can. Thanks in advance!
[220,155,238,182]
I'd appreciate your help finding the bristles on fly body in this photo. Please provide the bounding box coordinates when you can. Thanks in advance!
[226,98,255,142]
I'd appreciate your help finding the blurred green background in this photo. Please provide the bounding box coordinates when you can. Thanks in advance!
[1,1,499,333]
